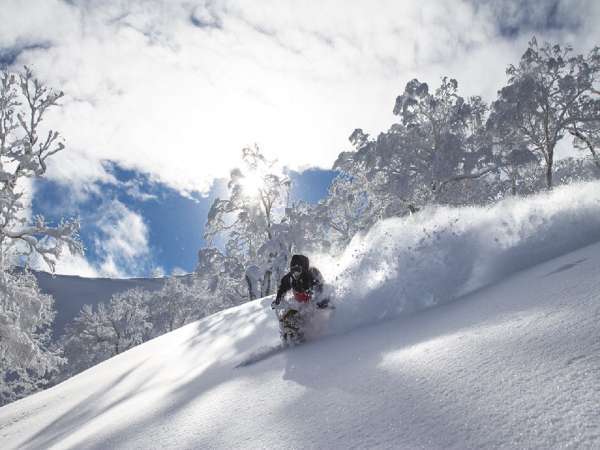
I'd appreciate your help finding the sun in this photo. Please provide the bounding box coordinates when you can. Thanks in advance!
[240,172,264,198]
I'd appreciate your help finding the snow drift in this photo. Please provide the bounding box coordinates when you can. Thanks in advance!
[325,181,600,331]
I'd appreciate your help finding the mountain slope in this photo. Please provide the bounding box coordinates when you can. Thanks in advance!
[33,272,167,336]
[1,238,599,449]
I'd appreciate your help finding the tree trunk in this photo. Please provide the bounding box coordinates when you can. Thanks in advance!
[114,328,121,355]
[545,145,554,189]
[262,270,272,297]
[511,174,517,196]
[545,158,553,188]
[245,274,256,300]
[568,128,600,175]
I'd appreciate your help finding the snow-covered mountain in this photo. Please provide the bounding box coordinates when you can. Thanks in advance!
[2,182,600,449]
[33,272,167,336]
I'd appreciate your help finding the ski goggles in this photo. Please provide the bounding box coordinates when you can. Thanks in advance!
[291,265,303,279]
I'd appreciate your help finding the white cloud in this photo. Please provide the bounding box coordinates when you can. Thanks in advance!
[93,200,151,277]
[3,0,600,196]
[151,266,166,278]
[123,179,158,202]
[48,199,152,278]
[53,250,102,278]
[171,266,187,276]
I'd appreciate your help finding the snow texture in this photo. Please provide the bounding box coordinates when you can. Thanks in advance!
[1,182,600,449]
[234,343,285,368]
[325,181,600,332]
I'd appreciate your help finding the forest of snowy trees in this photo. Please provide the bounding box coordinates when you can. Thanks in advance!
[1,37,599,405]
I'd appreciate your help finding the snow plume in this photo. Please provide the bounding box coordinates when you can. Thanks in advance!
[328,181,600,332]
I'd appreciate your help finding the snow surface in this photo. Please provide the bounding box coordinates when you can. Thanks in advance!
[2,182,600,449]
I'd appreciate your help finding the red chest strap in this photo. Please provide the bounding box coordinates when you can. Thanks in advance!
[294,291,311,303]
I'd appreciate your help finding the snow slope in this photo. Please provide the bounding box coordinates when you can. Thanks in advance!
[2,241,599,449]
[2,183,600,449]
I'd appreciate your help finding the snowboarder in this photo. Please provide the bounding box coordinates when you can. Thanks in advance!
[271,254,329,345]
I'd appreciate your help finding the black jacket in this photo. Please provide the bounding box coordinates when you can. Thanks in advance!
[275,267,324,303]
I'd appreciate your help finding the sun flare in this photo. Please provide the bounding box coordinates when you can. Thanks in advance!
[240,172,264,197]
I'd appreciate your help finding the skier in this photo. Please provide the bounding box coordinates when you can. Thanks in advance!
[271,254,329,344]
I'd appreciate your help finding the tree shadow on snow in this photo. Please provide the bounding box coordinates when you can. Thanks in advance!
[82,297,279,450]
[19,360,154,450]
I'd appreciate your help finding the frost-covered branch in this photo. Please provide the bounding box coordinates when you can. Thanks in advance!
[4,216,83,272]
[437,167,498,193]
[0,67,81,270]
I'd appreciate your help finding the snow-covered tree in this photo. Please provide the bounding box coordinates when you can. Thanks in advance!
[0,67,81,404]
[61,288,152,377]
[60,304,114,377]
[196,247,246,306]
[0,67,82,269]
[106,288,152,354]
[491,38,600,188]
[335,78,495,215]
[250,222,293,297]
[391,77,495,202]
[569,125,600,172]
[148,276,199,334]
[283,201,332,255]
[204,146,290,297]
[567,101,600,174]
[322,174,374,244]
[288,173,377,253]
[0,267,63,405]
[498,147,539,196]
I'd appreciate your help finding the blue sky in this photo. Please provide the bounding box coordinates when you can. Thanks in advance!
[32,164,336,277]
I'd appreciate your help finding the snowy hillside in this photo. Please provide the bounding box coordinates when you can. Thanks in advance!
[1,240,599,449]
[1,182,600,449]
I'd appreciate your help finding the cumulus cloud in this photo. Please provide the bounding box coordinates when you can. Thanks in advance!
[93,200,151,277]
[46,199,152,278]
[2,0,600,196]
[52,251,102,278]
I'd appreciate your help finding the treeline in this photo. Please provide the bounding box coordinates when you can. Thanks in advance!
[60,275,226,378]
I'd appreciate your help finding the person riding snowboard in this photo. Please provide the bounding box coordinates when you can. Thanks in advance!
[271,254,329,344]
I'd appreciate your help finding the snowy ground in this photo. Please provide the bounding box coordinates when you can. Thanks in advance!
[1,238,599,449]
